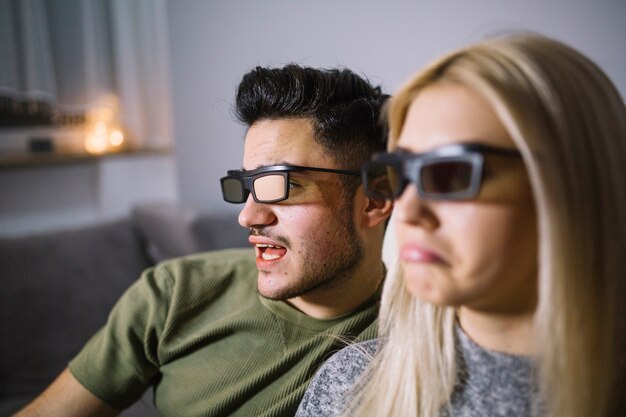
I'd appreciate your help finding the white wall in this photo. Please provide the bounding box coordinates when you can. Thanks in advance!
[167,0,626,215]
[0,154,178,236]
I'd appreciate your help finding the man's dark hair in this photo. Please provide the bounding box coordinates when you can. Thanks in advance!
[235,64,389,182]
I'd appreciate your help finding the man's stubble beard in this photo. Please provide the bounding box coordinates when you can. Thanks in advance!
[258,205,364,301]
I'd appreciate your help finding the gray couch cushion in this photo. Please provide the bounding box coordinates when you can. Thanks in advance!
[132,203,249,262]
[0,218,152,415]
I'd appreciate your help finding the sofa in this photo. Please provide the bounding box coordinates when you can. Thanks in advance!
[0,203,249,416]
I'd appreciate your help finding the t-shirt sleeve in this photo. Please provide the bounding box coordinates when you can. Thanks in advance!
[68,265,174,410]
[295,341,377,417]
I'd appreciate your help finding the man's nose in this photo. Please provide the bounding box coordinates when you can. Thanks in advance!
[238,194,278,229]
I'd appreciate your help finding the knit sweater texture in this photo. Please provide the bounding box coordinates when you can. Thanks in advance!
[295,325,535,417]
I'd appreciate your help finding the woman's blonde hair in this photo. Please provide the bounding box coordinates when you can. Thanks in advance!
[346,33,626,417]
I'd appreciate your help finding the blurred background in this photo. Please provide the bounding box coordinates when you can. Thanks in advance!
[1,0,625,236]
[0,3,624,414]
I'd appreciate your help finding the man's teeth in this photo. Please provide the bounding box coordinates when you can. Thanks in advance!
[261,252,281,260]
[256,243,285,261]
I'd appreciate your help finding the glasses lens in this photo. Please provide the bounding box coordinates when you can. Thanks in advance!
[421,160,473,195]
[253,174,287,202]
[222,177,245,203]
[364,161,402,200]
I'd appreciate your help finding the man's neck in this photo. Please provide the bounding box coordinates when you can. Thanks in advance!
[287,262,385,319]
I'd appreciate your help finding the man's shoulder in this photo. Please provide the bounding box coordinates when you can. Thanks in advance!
[148,248,257,296]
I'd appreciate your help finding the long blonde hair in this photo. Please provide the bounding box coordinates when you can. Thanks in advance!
[347,34,626,417]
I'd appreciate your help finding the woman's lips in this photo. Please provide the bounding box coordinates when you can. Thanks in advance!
[399,244,446,264]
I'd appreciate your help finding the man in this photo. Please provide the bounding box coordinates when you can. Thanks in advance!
[15,64,392,417]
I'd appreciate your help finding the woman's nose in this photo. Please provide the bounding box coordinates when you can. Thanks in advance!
[394,184,439,230]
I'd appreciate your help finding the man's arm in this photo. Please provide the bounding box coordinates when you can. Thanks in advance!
[13,368,119,417]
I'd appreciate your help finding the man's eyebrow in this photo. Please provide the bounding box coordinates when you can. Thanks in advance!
[241,161,295,170]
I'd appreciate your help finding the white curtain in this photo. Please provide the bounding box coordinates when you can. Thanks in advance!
[0,0,56,102]
[110,0,173,149]
[0,0,172,149]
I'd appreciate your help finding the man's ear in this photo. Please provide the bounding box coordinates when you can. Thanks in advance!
[358,187,394,229]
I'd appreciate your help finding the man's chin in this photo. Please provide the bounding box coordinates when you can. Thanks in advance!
[257,274,336,301]
[257,279,303,300]
[257,286,300,301]
[257,274,316,301]
[256,270,293,300]
[258,291,288,301]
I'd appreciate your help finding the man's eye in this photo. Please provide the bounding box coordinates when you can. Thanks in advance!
[288,181,301,189]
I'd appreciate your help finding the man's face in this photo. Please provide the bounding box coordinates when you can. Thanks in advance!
[237,117,364,300]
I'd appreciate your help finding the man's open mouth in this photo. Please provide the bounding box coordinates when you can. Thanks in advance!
[256,244,287,261]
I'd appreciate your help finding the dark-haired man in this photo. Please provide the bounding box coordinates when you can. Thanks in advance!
[16,65,392,417]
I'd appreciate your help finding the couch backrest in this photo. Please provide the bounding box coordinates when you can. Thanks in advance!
[131,203,249,262]
[0,218,151,414]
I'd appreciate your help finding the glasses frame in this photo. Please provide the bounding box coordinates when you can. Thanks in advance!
[362,143,521,201]
[221,164,361,204]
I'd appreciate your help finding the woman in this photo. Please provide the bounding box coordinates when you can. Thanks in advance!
[295,34,626,417]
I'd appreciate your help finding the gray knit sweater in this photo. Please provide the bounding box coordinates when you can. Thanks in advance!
[295,326,536,417]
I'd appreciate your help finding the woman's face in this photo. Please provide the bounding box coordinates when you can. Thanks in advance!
[394,82,538,315]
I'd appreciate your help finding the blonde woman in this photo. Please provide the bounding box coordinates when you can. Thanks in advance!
[295,33,626,417]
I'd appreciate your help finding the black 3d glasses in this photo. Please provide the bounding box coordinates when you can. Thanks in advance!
[362,143,521,201]
[221,164,360,204]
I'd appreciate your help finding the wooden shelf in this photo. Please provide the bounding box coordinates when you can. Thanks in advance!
[0,147,172,170]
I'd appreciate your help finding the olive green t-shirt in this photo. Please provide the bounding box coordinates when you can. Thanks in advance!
[69,248,379,417]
